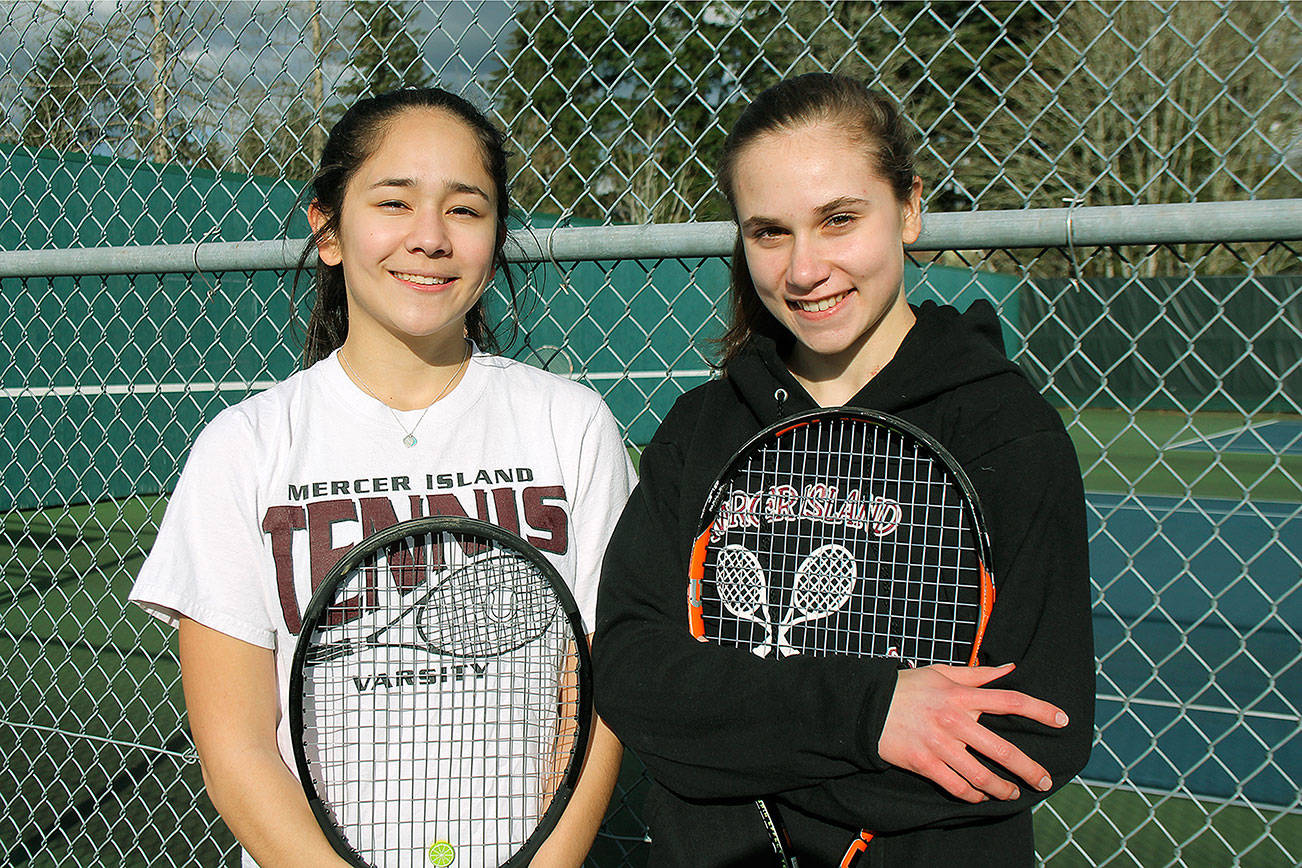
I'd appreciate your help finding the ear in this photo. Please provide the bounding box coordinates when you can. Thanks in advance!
[900,176,923,246]
[308,201,342,267]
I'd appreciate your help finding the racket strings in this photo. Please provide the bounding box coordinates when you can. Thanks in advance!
[701,416,984,667]
[299,531,581,868]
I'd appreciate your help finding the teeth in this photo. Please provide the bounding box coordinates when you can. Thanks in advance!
[393,272,449,286]
[792,290,849,312]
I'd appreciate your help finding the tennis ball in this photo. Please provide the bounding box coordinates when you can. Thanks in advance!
[427,839,455,867]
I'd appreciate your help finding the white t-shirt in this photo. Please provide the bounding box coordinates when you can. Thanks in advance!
[130,349,636,867]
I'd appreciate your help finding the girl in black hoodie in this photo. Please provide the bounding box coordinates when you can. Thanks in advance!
[594,73,1094,867]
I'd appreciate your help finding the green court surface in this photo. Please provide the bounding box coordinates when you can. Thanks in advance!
[1035,782,1302,867]
[0,498,237,866]
[1065,409,1301,501]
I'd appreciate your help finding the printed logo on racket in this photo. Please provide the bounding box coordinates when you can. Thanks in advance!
[350,661,490,693]
[290,517,592,868]
[710,483,902,542]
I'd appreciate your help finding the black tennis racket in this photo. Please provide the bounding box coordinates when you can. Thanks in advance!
[687,408,995,867]
[290,516,593,868]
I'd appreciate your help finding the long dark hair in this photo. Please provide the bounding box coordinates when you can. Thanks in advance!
[715,73,919,365]
[295,87,519,366]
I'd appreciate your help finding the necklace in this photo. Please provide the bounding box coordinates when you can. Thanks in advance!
[339,341,471,447]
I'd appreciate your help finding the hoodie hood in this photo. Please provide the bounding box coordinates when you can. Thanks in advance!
[725,299,1025,428]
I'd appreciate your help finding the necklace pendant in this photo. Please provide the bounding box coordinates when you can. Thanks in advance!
[402,434,417,448]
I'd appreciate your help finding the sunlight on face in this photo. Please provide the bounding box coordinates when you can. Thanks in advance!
[311,107,499,358]
[733,122,921,385]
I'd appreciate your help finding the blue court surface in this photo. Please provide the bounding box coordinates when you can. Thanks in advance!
[1172,419,1302,456]
[1084,491,1300,808]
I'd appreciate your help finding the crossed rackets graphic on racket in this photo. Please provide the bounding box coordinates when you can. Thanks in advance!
[715,542,858,658]
[305,549,560,665]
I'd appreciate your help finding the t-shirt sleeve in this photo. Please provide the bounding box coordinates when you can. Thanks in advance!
[128,409,277,649]
[568,398,637,633]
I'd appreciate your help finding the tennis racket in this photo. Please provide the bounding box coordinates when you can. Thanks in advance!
[289,516,592,868]
[687,408,995,867]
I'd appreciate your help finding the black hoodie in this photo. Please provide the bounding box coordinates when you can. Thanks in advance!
[594,300,1094,867]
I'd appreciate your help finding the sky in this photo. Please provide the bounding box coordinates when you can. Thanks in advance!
[0,1,523,147]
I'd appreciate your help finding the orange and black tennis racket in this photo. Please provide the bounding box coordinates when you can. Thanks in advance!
[688,408,995,867]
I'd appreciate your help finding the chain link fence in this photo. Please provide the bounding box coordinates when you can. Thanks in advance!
[1,1,1299,866]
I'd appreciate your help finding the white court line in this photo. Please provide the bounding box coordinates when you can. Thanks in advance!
[1168,419,1278,450]
[578,369,714,381]
[1087,491,1299,521]
[1,369,716,399]
[1072,776,1302,815]
[1,381,280,399]
[1095,692,1299,723]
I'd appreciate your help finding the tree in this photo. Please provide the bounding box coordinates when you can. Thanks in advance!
[229,0,339,181]
[489,1,1043,223]
[336,0,434,102]
[968,1,1299,274]
[492,1,778,222]
[115,0,220,165]
[21,23,138,154]
[234,97,320,181]
[27,0,226,168]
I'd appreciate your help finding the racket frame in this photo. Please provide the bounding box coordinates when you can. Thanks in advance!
[288,516,593,868]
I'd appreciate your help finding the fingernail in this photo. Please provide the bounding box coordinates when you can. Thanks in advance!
[1055,712,1069,726]
[1009,787,1020,799]
[1038,776,1052,791]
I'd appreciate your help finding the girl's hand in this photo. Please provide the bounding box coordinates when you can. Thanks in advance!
[877,662,1069,803]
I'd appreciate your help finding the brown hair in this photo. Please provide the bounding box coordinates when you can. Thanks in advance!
[296,88,519,366]
[714,73,918,365]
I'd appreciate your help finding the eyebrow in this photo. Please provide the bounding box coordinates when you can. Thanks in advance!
[814,195,870,216]
[740,196,870,233]
[368,178,492,201]
[740,215,777,234]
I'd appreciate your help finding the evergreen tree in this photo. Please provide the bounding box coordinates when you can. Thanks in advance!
[234,98,320,181]
[22,24,137,154]
[337,0,434,102]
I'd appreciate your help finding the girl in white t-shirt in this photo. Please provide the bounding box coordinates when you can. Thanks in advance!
[131,88,635,867]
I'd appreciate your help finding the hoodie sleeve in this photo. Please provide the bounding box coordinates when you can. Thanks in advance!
[772,425,1095,832]
[594,397,904,801]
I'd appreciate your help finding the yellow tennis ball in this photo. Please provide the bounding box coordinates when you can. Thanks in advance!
[427,839,455,867]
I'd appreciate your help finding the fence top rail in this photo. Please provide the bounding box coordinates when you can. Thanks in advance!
[0,199,1297,278]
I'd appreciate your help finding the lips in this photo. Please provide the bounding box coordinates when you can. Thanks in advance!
[789,289,852,313]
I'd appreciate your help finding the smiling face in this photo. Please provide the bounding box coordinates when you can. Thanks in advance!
[732,121,922,386]
[310,107,499,359]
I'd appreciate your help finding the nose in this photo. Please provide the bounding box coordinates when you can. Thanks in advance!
[787,232,830,292]
[407,208,450,257]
